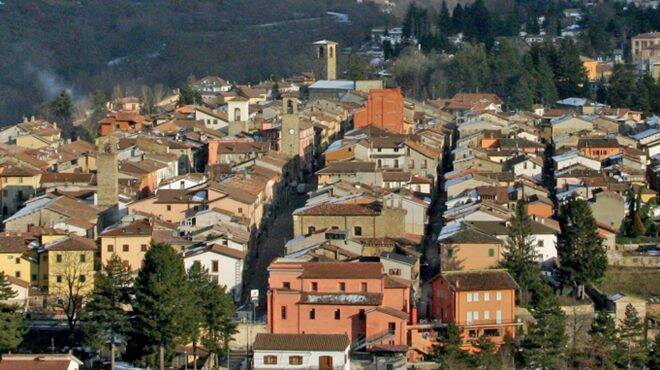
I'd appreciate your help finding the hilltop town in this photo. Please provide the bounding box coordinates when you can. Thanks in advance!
[0,1,659,370]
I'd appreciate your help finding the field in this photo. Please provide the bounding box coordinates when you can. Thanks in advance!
[596,266,660,300]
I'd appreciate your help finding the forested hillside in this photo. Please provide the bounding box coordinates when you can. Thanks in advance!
[0,0,387,122]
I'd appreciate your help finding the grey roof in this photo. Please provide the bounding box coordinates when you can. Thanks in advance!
[379,252,417,265]
[309,80,355,90]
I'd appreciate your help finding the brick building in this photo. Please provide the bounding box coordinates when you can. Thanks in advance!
[354,89,407,134]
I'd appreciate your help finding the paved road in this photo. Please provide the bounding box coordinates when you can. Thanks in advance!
[242,189,307,317]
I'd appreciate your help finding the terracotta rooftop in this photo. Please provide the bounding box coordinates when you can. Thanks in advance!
[253,333,350,351]
[101,219,152,237]
[300,261,383,279]
[299,292,383,306]
[441,269,519,291]
[295,202,383,216]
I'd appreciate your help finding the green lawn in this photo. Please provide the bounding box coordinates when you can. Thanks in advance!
[596,267,660,300]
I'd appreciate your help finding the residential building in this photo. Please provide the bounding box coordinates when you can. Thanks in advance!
[430,270,519,350]
[183,243,246,299]
[253,333,350,370]
[354,89,407,134]
[438,226,503,271]
[98,111,145,136]
[0,354,83,370]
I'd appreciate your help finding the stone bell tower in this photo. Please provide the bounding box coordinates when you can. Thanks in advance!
[281,96,301,159]
[96,135,119,208]
[314,40,338,80]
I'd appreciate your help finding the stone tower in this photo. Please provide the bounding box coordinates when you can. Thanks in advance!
[227,97,250,136]
[314,40,338,80]
[280,97,300,159]
[96,135,119,207]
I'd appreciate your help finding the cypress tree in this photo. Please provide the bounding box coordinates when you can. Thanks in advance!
[437,1,453,36]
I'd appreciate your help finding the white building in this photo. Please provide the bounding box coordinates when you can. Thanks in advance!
[183,243,246,300]
[252,333,350,370]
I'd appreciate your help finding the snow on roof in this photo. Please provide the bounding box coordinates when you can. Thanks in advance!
[3,195,56,222]
[552,149,580,162]
[632,128,659,141]
[557,97,588,106]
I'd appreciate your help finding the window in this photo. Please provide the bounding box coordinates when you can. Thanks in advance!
[308,226,316,234]
[141,244,148,252]
[484,329,500,337]
[484,292,490,301]
[484,310,490,320]
[473,311,479,320]
[359,309,366,320]
[446,248,453,258]
[14,258,20,264]
[122,244,129,252]
[488,248,494,257]
[238,207,243,214]
[107,244,114,252]
[79,275,86,283]
[361,282,368,292]
[473,292,479,302]
[15,271,20,278]
[389,268,401,276]
[56,275,63,283]
[388,322,396,334]
[166,205,172,211]
[31,274,36,282]
[496,310,502,324]
[354,226,362,236]
[496,291,502,301]
[468,329,478,338]
[339,282,346,292]
[56,254,62,263]
[281,306,287,319]
[289,356,303,365]
[311,282,318,291]
[80,254,86,263]
[334,309,341,320]
[309,308,316,319]
[212,260,219,273]
[283,282,290,289]
[263,356,277,365]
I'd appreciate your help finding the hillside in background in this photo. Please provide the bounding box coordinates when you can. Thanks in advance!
[0,0,388,122]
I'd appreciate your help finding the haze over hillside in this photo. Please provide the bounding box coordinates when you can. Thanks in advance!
[0,0,388,122]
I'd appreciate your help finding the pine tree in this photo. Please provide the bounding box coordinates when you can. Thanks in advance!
[588,309,622,368]
[84,254,133,369]
[50,90,74,124]
[511,73,534,111]
[533,56,558,105]
[432,322,468,368]
[556,198,607,299]
[437,1,453,37]
[521,295,567,369]
[0,273,24,353]
[452,4,464,34]
[271,82,282,101]
[186,264,209,368]
[501,200,539,306]
[471,335,496,368]
[619,303,647,368]
[178,86,203,106]
[131,243,195,370]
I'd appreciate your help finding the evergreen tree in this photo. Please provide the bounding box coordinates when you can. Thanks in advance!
[607,64,637,109]
[131,243,195,370]
[452,4,465,34]
[521,295,567,369]
[554,39,587,98]
[471,335,496,368]
[588,309,622,368]
[632,188,646,237]
[532,55,558,105]
[85,254,133,369]
[186,264,208,367]
[619,303,647,368]
[436,1,453,36]
[177,86,203,106]
[0,273,24,353]
[432,322,468,368]
[501,200,539,305]
[556,198,607,299]
[270,81,282,101]
[199,278,237,358]
[649,334,660,370]
[50,90,74,124]
[511,73,534,111]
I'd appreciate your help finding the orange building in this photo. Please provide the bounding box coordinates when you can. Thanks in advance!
[99,111,145,136]
[430,270,519,350]
[267,260,411,349]
[577,137,622,160]
[354,89,407,134]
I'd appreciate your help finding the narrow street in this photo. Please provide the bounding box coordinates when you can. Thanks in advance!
[242,188,308,318]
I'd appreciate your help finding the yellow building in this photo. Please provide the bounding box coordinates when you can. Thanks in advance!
[0,164,42,218]
[0,234,32,282]
[39,235,96,295]
[99,219,153,271]
[580,56,613,81]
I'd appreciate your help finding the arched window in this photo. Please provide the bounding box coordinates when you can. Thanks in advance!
[329,46,334,58]
[286,100,294,114]
[234,107,241,121]
[318,46,324,58]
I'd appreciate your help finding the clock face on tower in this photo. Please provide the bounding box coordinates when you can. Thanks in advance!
[289,129,295,135]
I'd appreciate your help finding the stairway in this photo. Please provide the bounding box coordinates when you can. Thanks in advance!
[226,349,249,370]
